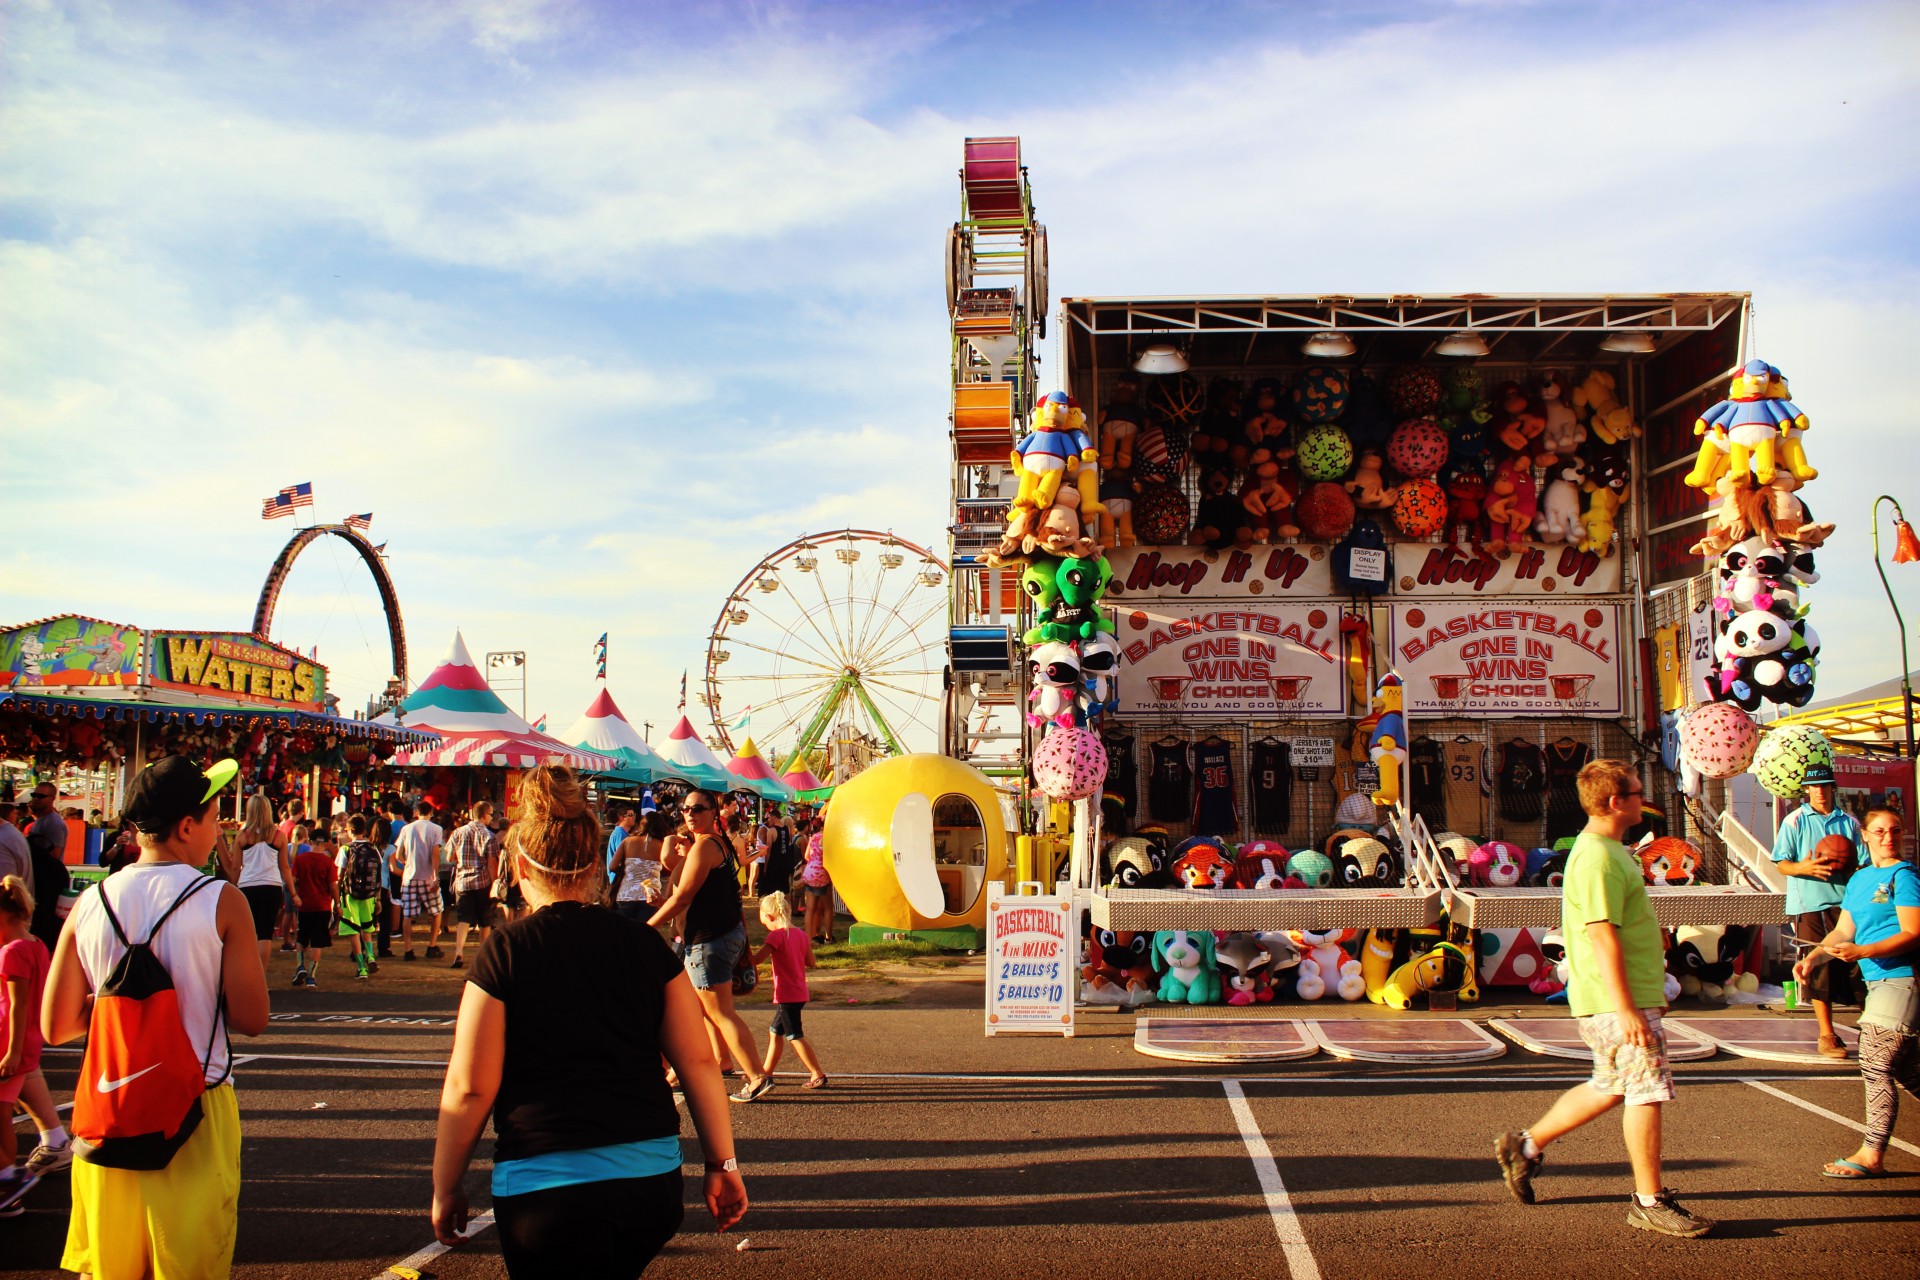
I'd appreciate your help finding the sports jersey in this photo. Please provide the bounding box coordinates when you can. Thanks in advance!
[1147,742,1192,823]
[1191,740,1237,836]
[1497,741,1545,824]
[1250,740,1292,834]
[1443,736,1490,836]
[1654,624,1685,711]
[1543,740,1592,844]
[1407,737,1446,835]
[1103,733,1138,817]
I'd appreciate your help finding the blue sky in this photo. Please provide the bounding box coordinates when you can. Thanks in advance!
[4,0,1918,749]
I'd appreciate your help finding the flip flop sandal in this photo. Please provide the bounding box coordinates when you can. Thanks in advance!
[1822,1159,1879,1179]
[802,1076,829,1090]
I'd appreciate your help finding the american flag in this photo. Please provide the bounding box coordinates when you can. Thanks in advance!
[261,482,314,520]
[344,512,373,530]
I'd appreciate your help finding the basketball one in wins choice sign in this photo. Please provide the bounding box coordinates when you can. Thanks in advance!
[1107,601,1347,717]
[1389,602,1624,716]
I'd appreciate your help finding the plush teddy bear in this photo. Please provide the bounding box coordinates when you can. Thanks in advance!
[1537,372,1586,461]
[1191,466,1257,552]
[1239,456,1299,541]
[1153,930,1222,1004]
[1482,453,1538,555]
[1572,368,1639,444]
[1097,372,1146,470]
[1440,459,1488,550]
[1533,455,1588,545]
[1343,449,1399,510]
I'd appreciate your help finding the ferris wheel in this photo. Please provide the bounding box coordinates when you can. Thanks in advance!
[704,530,949,768]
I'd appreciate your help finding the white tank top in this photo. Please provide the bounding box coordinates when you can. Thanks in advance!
[68,862,232,1084]
[237,840,282,888]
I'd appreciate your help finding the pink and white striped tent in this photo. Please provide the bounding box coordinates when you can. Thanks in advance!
[382,632,619,772]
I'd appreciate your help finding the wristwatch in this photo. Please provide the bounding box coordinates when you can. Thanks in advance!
[707,1157,738,1173]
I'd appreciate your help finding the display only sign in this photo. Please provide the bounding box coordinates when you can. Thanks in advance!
[984,884,1074,1036]
[1389,602,1624,716]
[1108,602,1346,717]
[149,630,328,711]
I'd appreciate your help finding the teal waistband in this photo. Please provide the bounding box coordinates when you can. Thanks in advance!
[491,1136,683,1198]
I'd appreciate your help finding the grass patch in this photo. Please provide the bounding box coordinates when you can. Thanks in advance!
[812,938,973,969]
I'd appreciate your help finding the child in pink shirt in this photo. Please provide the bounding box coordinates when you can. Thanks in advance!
[1,873,52,1212]
[751,892,827,1088]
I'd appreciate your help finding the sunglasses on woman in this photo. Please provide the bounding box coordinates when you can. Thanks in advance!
[684,805,714,815]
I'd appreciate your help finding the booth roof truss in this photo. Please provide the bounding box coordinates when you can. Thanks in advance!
[1063,293,1747,338]
[1766,694,1919,751]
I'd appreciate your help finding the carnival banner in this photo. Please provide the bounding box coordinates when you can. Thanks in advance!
[1108,601,1346,717]
[1388,602,1624,716]
[0,616,143,688]
[1103,544,1333,601]
[1389,543,1622,596]
[148,630,327,711]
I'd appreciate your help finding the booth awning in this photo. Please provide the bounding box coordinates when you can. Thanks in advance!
[387,729,620,771]
[0,690,440,744]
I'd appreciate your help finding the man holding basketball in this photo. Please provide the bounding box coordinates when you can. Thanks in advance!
[1771,763,1867,1060]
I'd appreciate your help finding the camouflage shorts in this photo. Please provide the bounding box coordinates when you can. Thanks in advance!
[1578,1008,1676,1105]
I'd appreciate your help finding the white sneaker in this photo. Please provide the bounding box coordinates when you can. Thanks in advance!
[24,1140,72,1178]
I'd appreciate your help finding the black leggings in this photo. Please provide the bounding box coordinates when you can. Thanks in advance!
[493,1171,684,1278]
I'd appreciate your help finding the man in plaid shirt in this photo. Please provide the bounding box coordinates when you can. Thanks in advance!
[446,801,499,970]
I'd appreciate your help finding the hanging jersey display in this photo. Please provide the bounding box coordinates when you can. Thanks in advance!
[1103,733,1139,817]
[1147,742,1192,823]
[1407,737,1446,834]
[1191,739,1238,835]
[1654,624,1685,712]
[1543,739,1592,843]
[1443,737,1489,837]
[1497,741,1546,824]
[1249,740,1293,834]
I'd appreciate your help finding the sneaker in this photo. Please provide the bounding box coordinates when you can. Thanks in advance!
[279,940,297,952]
[23,1140,73,1178]
[425,946,445,959]
[305,973,318,988]
[451,957,465,970]
[291,969,309,988]
[1494,1131,1542,1205]
[355,968,370,981]
[402,950,417,962]
[367,960,381,975]
[1626,1190,1715,1238]
[730,1076,776,1104]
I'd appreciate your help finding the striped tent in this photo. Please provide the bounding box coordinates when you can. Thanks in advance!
[562,688,668,781]
[652,716,732,789]
[383,632,619,771]
[725,736,793,802]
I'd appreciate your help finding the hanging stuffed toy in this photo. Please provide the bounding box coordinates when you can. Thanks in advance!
[1003,392,1097,558]
[1579,451,1631,555]
[1536,372,1586,461]
[1367,673,1407,809]
[1482,453,1538,556]
[1572,369,1639,445]
[1080,633,1120,719]
[1190,466,1258,551]
[1440,460,1488,551]
[1491,380,1551,467]
[1100,465,1137,548]
[1031,724,1107,800]
[1026,642,1082,728]
[1332,519,1390,595]
[1240,456,1299,541]
[1683,359,1813,490]
[1097,372,1147,470]
[1533,455,1588,546]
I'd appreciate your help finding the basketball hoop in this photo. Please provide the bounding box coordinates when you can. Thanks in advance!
[1148,676,1191,703]
[1269,675,1312,703]
[1427,673,1468,709]
[1550,673,1596,710]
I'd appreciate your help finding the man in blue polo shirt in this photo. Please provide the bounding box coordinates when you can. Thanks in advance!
[1770,762,1866,1059]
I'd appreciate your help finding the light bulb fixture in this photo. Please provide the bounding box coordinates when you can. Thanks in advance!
[1434,331,1490,358]
[1301,331,1357,359]
[1599,330,1657,354]
[1132,343,1189,374]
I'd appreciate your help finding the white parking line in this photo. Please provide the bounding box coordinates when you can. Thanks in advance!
[1223,1079,1321,1280]
[1744,1078,1920,1158]
[370,1212,495,1280]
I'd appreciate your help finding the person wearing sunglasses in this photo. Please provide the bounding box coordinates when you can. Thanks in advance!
[1795,807,1920,1179]
[648,792,771,1102]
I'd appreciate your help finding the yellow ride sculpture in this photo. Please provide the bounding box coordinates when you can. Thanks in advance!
[823,754,1012,932]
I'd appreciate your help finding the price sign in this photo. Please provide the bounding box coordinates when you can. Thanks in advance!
[1292,737,1337,769]
[984,883,1075,1037]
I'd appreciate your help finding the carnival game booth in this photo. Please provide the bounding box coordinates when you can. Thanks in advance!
[1,614,440,840]
[935,145,1805,1042]
[380,633,619,816]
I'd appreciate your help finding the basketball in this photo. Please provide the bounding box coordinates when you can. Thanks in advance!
[1813,833,1857,883]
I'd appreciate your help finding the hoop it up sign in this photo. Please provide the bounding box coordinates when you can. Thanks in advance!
[1388,602,1623,716]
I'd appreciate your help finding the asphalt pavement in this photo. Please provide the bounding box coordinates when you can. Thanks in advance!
[7,950,1919,1279]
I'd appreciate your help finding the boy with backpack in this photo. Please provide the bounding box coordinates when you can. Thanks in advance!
[338,813,385,980]
[40,755,271,1278]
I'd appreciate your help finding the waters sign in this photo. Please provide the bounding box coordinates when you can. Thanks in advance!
[1389,602,1623,716]
[985,884,1074,1036]
[1108,601,1346,717]
[149,630,327,711]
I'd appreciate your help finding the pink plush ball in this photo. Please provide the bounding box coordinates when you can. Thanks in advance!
[1387,419,1449,478]
[1391,479,1447,536]
[1678,702,1758,779]
[1297,481,1356,541]
[1032,725,1108,800]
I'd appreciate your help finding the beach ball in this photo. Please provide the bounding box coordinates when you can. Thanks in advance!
[1297,481,1356,541]
[1678,702,1758,779]
[1296,424,1354,481]
[1287,849,1335,888]
[1391,478,1447,537]
[1134,484,1189,545]
[1032,725,1107,800]
[1750,725,1834,800]
[1289,366,1350,424]
[1387,419,1449,479]
[1388,366,1443,418]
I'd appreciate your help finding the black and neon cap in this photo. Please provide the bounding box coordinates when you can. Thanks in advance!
[123,756,240,834]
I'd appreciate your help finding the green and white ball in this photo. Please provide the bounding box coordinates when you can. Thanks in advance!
[1296,424,1354,481]
[1749,725,1835,800]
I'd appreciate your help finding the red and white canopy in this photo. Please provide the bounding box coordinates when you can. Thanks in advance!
[389,729,621,771]
[561,688,663,770]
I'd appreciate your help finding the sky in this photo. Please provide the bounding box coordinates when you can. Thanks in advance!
[4,0,1919,754]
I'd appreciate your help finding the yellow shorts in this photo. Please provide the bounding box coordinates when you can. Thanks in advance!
[63,1082,242,1280]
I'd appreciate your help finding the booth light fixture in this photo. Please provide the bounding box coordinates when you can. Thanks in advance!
[1302,331,1357,359]
[1435,331,1490,358]
[1133,343,1189,373]
[1599,330,1658,354]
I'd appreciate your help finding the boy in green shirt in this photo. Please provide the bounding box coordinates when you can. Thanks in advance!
[1494,758,1714,1238]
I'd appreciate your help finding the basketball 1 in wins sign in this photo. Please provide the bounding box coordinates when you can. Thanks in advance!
[984,884,1074,1036]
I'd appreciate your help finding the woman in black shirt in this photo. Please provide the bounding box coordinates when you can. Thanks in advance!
[432,766,747,1274]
